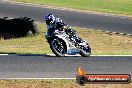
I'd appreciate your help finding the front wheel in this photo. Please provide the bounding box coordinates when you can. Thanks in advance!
[79,46,91,57]
[50,38,66,57]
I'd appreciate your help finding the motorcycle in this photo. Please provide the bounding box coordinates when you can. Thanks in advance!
[45,26,91,57]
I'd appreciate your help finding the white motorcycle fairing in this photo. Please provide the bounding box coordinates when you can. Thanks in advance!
[46,30,80,55]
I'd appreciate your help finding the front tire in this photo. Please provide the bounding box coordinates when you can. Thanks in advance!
[50,38,66,57]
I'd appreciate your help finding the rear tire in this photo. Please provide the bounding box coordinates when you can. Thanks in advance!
[79,46,91,57]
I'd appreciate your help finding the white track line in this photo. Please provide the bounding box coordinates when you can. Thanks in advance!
[0,54,132,56]
[0,54,8,55]
[91,55,132,56]
[0,78,76,80]
[2,0,132,18]
[2,0,9,1]
[48,54,132,56]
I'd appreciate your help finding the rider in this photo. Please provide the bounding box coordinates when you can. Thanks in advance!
[44,13,82,43]
[45,13,67,37]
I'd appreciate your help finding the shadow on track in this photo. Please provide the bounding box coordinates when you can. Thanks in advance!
[0,52,81,57]
[18,54,81,57]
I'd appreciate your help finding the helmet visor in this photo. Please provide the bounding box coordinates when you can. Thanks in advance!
[46,19,52,25]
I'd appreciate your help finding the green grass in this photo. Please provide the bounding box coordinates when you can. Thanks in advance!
[13,0,132,15]
[0,22,132,55]
[0,23,52,54]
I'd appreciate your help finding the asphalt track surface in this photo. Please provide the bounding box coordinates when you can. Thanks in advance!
[0,1,132,34]
[0,55,132,78]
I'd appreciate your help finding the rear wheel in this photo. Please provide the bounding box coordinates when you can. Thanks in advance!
[50,38,66,57]
[79,45,91,57]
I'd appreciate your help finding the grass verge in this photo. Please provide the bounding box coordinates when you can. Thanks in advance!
[13,0,132,15]
[0,80,131,88]
[0,22,132,55]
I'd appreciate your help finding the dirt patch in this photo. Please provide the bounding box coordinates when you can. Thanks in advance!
[0,80,131,88]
